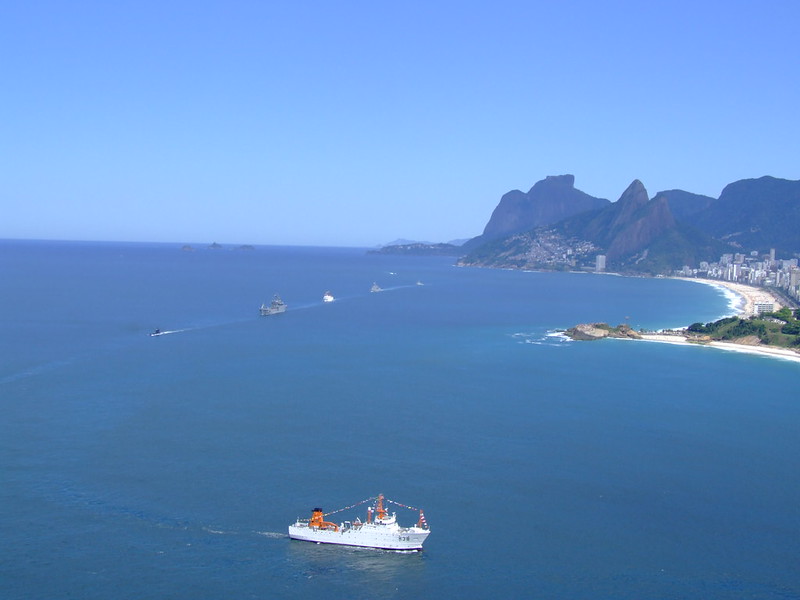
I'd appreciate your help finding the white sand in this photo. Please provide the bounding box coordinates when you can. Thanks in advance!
[627,279,799,364]
[706,341,800,362]
[633,333,800,364]
[673,277,783,317]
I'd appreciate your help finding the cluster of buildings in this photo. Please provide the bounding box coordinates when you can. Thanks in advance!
[672,248,800,306]
[488,229,799,309]
[521,230,599,268]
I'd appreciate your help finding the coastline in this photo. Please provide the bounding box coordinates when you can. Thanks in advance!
[672,276,783,318]
[634,333,800,364]
[635,278,799,363]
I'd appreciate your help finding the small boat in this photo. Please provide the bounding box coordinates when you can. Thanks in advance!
[370,282,382,293]
[288,494,430,551]
[150,328,163,337]
[323,291,335,303]
[260,294,287,316]
[416,280,424,286]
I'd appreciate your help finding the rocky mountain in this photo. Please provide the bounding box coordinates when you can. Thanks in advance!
[461,178,733,273]
[552,180,720,271]
[463,175,608,250]
[690,176,800,253]
[381,173,799,271]
[656,189,716,222]
[557,180,666,259]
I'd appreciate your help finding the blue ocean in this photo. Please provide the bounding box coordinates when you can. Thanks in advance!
[1,240,798,599]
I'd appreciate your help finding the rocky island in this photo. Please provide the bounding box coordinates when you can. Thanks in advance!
[565,323,642,341]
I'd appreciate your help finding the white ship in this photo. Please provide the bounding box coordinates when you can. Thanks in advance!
[323,291,335,303]
[288,494,430,551]
[370,282,382,292]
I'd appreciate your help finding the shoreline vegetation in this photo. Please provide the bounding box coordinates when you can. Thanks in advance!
[565,278,800,364]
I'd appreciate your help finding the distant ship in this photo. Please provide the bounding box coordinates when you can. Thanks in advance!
[370,282,382,293]
[288,494,430,551]
[260,294,287,316]
[149,328,184,337]
[323,291,335,303]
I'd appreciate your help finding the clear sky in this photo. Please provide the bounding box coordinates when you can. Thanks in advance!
[3,1,798,247]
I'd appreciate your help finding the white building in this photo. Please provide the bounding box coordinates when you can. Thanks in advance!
[596,255,606,272]
[754,302,774,315]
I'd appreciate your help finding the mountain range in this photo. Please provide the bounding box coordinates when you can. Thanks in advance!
[456,174,800,273]
[465,174,609,249]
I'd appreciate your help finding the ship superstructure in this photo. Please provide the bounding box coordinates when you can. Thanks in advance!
[260,294,287,316]
[288,494,430,551]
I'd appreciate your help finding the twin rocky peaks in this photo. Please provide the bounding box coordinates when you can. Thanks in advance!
[458,174,800,273]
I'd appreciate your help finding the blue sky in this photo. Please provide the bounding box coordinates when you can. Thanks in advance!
[3,1,798,246]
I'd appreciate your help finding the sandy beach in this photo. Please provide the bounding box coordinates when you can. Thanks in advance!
[673,277,783,317]
[635,278,799,364]
[634,333,800,364]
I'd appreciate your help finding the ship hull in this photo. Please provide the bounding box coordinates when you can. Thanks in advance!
[288,524,429,551]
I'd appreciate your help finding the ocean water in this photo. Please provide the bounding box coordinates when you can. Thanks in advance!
[1,240,798,599]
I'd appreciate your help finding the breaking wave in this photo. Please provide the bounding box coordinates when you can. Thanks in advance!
[510,330,572,346]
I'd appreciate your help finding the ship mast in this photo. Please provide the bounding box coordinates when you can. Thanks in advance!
[417,509,428,529]
[376,493,388,520]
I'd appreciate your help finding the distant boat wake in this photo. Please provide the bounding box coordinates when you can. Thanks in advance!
[147,318,253,335]
[371,284,421,293]
[35,483,289,542]
[203,527,287,540]
[255,531,288,539]
[150,288,423,331]
[149,329,187,337]
[0,357,78,385]
[283,284,425,311]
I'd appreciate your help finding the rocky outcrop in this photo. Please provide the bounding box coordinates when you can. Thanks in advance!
[606,179,651,240]
[729,335,762,346]
[565,323,642,341]
[575,180,676,260]
[566,323,611,340]
[606,194,676,260]
[480,175,608,240]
